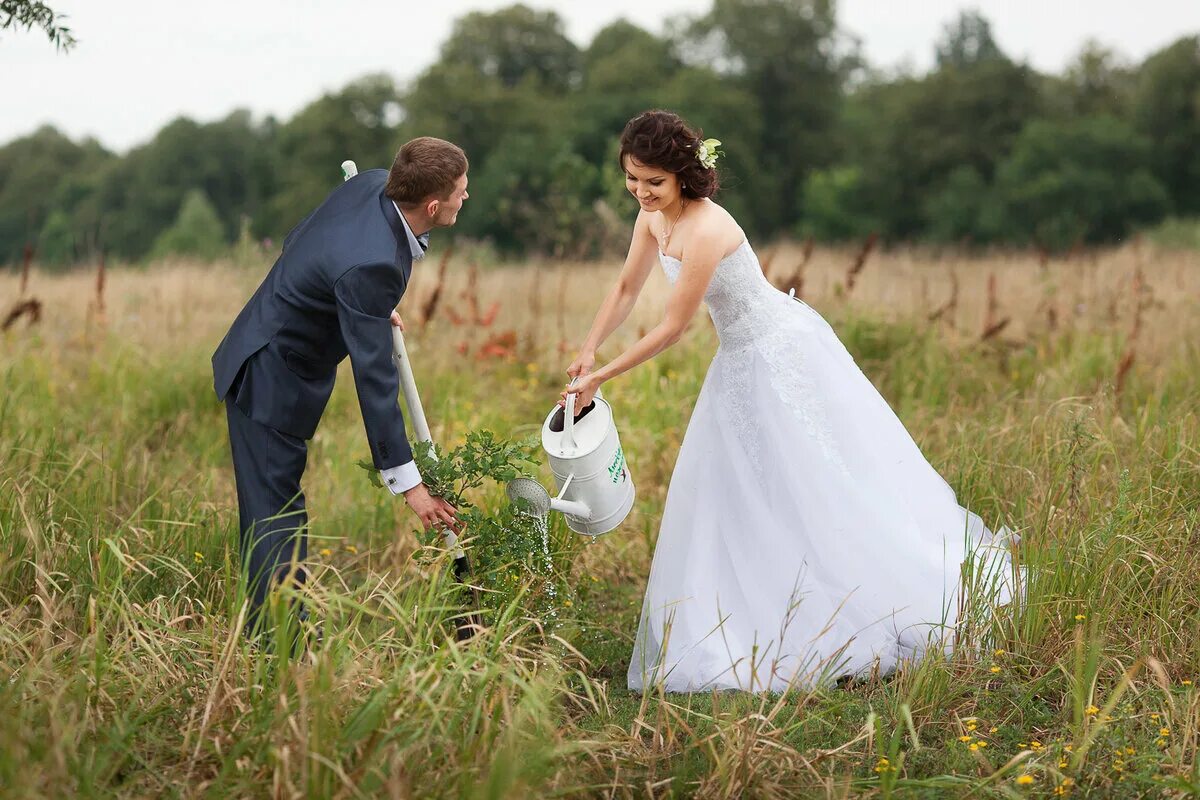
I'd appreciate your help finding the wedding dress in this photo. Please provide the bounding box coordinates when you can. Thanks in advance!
[628,239,1018,693]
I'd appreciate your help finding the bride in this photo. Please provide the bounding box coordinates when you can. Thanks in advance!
[561,110,1017,693]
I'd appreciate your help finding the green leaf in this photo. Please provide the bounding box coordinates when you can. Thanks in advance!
[356,460,384,490]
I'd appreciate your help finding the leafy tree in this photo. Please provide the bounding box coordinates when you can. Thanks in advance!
[583,19,678,82]
[838,40,1042,239]
[1132,36,1200,215]
[934,10,1003,68]
[569,20,682,166]
[1048,40,1136,118]
[0,126,112,264]
[994,116,1169,249]
[799,166,882,240]
[261,75,400,238]
[88,111,277,259]
[0,0,74,50]
[437,4,581,93]
[680,0,851,231]
[659,65,764,230]
[400,62,549,185]
[36,208,73,268]
[922,166,1004,243]
[401,6,578,185]
[464,132,602,256]
[150,189,227,261]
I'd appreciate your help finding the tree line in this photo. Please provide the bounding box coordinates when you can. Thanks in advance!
[3,1,1199,268]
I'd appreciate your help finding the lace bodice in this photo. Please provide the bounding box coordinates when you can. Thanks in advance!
[658,240,847,474]
[659,240,791,348]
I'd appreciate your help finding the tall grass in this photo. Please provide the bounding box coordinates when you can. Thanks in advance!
[1,242,1198,797]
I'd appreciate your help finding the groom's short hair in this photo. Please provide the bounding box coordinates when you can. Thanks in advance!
[386,137,468,207]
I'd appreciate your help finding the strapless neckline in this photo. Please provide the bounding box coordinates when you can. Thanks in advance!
[657,238,750,265]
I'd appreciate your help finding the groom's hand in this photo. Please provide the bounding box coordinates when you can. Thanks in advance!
[389,310,406,332]
[402,483,461,533]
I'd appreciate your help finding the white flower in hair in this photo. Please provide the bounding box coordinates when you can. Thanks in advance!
[696,138,722,170]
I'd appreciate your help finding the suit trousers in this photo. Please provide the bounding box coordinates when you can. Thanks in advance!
[225,397,309,632]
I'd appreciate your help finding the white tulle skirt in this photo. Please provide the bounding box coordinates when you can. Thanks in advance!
[628,299,1017,693]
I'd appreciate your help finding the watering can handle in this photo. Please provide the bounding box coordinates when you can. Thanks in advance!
[561,377,605,454]
[563,384,578,453]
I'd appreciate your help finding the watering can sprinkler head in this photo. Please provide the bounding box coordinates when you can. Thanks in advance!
[506,477,552,518]
[505,476,591,521]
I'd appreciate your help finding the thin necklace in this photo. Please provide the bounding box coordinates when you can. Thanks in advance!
[658,199,688,250]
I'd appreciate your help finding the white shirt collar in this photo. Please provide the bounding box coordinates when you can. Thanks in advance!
[392,200,429,261]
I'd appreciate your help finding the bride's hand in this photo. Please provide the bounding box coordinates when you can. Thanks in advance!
[566,352,595,379]
[559,374,601,415]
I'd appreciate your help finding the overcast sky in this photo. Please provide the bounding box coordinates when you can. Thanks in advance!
[3,0,1198,152]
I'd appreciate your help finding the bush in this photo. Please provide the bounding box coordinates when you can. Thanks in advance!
[150,189,227,261]
[1143,216,1200,250]
[993,115,1169,249]
[798,166,882,241]
[365,431,577,631]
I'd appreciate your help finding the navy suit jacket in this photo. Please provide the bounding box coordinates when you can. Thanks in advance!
[212,169,415,470]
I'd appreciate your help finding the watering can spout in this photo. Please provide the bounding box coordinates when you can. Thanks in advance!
[549,497,590,518]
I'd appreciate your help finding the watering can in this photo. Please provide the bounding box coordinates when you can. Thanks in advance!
[506,388,635,537]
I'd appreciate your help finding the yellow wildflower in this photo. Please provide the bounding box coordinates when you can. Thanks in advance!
[989,726,999,733]
[193,551,205,563]
[1085,705,1099,716]
[1074,614,1086,622]
[1030,740,1043,750]
[1159,727,1170,736]
[1016,774,1035,786]
[967,722,978,731]
[994,648,1006,656]
[345,544,358,554]
[319,548,332,557]
[969,743,979,751]
[959,735,973,743]
[977,741,988,748]
[1124,746,1135,755]
[990,665,1002,674]
[563,600,573,607]
[1058,759,1069,768]
[1149,713,1160,721]
[1183,680,1193,686]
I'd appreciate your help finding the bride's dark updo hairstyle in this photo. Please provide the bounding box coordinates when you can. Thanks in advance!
[619,110,720,200]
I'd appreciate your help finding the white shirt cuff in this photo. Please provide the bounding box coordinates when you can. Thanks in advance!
[380,461,421,495]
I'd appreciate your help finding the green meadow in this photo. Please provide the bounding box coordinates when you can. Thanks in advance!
[1,244,1198,797]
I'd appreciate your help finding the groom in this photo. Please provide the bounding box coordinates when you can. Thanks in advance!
[212,136,468,634]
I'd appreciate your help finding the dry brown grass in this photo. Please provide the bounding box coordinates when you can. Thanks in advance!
[6,240,1197,364]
